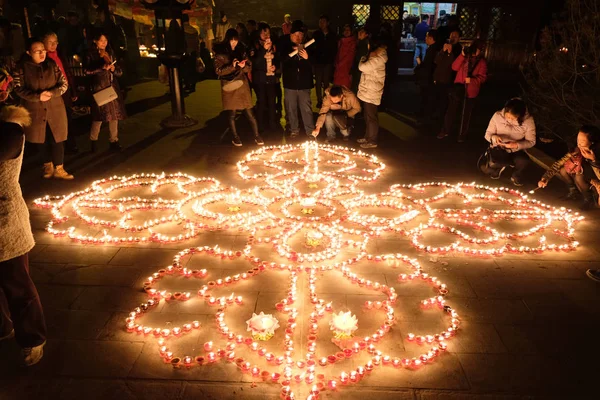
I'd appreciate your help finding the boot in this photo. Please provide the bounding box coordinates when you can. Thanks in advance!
[110,141,122,152]
[42,162,54,179]
[53,165,74,180]
[229,111,242,147]
[559,186,579,201]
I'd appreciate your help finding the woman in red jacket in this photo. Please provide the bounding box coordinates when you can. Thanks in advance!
[333,24,357,89]
[437,39,487,142]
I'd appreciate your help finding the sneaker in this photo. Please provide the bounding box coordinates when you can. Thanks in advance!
[254,135,264,145]
[360,142,378,149]
[437,131,449,139]
[490,166,506,180]
[42,162,54,179]
[0,329,14,341]
[53,165,74,180]
[586,269,600,283]
[511,176,523,187]
[289,131,299,138]
[109,141,122,152]
[232,135,243,147]
[356,138,367,144]
[22,341,45,367]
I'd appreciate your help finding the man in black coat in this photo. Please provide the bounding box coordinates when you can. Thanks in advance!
[278,20,315,137]
[311,15,337,108]
[414,29,442,119]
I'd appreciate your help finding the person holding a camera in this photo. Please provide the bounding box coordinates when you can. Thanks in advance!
[214,28,264,147]
[437,38,487,142]
[483,98,536,187]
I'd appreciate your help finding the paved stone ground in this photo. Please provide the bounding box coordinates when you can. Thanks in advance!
[1,80,599,400]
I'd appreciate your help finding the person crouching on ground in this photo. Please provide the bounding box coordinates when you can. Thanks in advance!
[537,125,600,211]
[312,84,360,143]
[214,28,264,147]
[356,36,387,149]
[484,98,536,187]
[0,75,48,366]
[14,38,73,179]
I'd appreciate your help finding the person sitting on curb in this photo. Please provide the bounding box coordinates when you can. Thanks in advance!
[537,125,600,211]
[483,98,536,187]
[311,85,361,143]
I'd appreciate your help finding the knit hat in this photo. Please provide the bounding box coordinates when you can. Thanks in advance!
[290,20,304,34]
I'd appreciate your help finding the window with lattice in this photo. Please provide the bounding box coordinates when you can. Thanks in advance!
[488,7,503,40]
[458,6,478,39]
[352,4,371,27]
[381,5,401,23]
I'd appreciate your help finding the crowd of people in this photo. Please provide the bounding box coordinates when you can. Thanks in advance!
[1,9,600,371]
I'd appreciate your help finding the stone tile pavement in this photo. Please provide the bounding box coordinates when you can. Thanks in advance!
[1,80,599,400]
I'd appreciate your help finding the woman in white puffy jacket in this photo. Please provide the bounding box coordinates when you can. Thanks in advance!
[484,98,536,186]
[356,38,388,149]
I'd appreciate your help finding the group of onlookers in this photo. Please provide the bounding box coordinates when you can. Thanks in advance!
[212,14,390,149]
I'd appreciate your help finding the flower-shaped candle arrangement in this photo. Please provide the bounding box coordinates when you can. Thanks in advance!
[32,142,583,400]
[246,312,280,341]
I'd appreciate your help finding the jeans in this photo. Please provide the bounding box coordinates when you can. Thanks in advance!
[284,88,315,135]
[313,64,333,105]
[443,84,476,138]
[90,120,119,142]
[324,112,349,139]
[363,102,379,144]
[255,83,278,131]
[0,253,47,348]
[488,148,530,179]
[414,42,427,67]
[34,125,64,166]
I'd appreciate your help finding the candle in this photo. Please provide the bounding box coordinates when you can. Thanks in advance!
[301,197,317,207]
[246,312,280,341]
[330,311,358,339]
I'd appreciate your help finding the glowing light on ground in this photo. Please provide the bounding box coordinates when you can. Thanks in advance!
[33,143,582,399]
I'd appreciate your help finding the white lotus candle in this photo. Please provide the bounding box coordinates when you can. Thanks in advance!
[330,311,358,339]
[246,312,280,341]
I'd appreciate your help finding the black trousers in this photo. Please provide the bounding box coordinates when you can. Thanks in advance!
[228,108,259,137]
[35,125,64,166]
[443,84,476,138]
[0,253,47,348]
[313,63,333,105]
[363,102,379,144]
[488,148,530,179]
[432,82,451,120]
[255,83,278,131]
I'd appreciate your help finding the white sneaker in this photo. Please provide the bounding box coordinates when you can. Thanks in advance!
[0,329,14,341]
[360,142,378,149]
[22,341,46,367]
[356,138,367,144]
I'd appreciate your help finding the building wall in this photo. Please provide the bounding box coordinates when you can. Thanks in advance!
[213,0,353,31]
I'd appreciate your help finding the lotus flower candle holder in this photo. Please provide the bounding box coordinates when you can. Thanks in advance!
[246,312,280,341]
[305,230,324,247]
[330,311,358,339]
